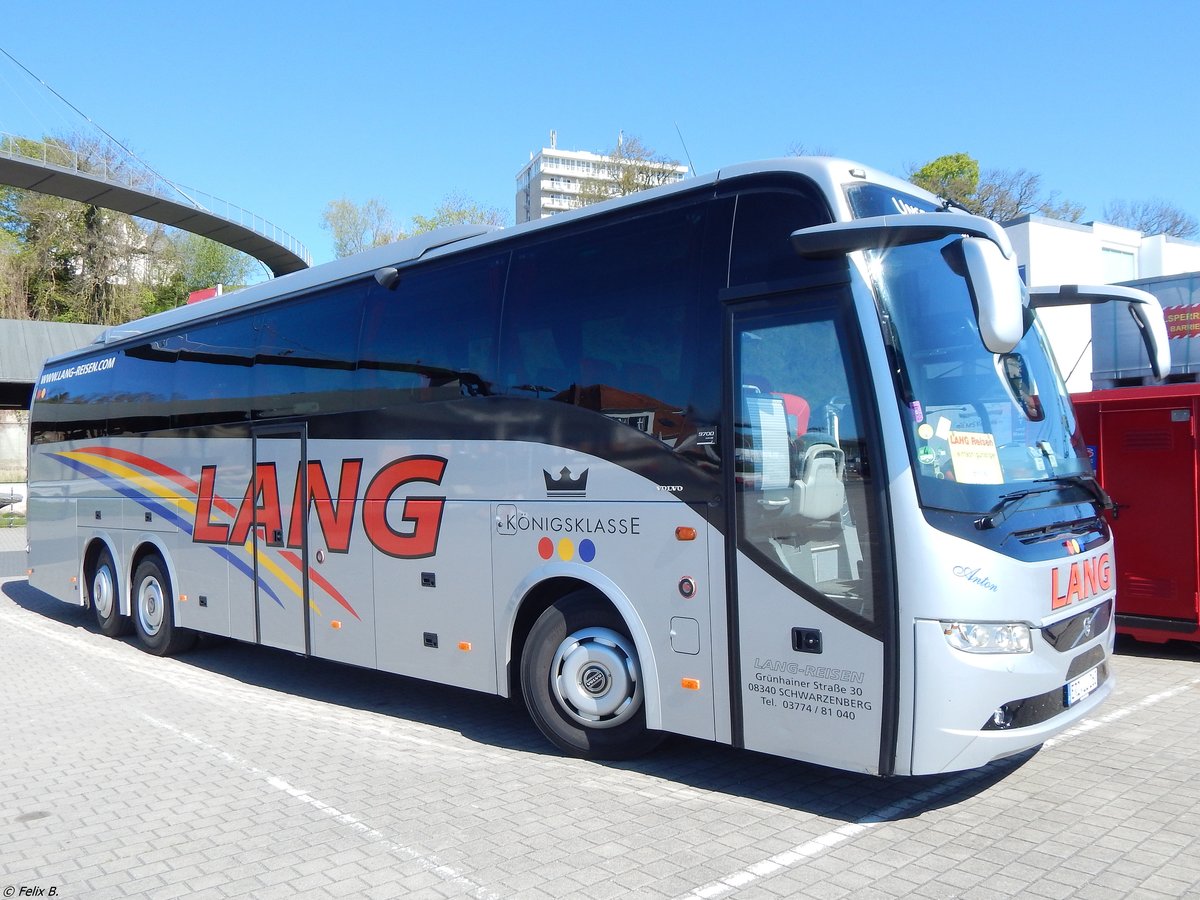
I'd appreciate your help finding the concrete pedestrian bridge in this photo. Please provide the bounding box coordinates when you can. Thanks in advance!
[0,132,310,276]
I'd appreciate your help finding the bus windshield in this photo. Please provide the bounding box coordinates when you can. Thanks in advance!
[867,239,1091,515]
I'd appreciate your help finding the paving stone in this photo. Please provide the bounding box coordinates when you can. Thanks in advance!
[3,575,1200,899]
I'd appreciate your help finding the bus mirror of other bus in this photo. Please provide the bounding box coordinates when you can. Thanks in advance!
[1028,284,1171,380]
[791,212,1024,353]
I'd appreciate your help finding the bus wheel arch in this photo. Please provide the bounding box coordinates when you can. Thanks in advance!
[83,538,131,637]
[516,582,664,760]
[129,544,196,657]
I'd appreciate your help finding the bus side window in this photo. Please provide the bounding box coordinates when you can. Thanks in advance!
[499,203,718,449]
[109,341,175,436]
[359,253,506,403]
[252,284,364,417]
[729,189,839,287]
[165,317,257,430]
[736,307,879,625]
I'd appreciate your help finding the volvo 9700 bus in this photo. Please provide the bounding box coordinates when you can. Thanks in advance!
[27,158,1167,775]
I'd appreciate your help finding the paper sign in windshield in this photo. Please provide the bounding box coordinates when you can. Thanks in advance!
[948,431,1003,484]
[747,396,792,491]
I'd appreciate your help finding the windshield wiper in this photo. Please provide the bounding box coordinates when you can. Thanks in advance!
[973,485,1062,530]
[973,474,1114,531]
[1035,473,1115,514]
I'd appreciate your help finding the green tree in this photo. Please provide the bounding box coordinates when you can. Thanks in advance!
[908,153,1083,223]
[410,193,509,235]
[0,131,165,324]
[909,153,980,209]
[145,233,259,313]
[576,135,684,207]
[321,194,509,258]
[320,197,400,258]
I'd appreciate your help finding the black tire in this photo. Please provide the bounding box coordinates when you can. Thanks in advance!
[520,590,663,760]
[90,547,131,637]
[131,555,196,657]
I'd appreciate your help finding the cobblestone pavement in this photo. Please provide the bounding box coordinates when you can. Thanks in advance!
[2,575,1198,899]
[0,526,24,577]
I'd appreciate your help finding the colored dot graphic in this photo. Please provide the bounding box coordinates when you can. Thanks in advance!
[537,537,597,563]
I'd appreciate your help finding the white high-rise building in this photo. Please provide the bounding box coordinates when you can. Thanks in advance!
[515,131,688,224]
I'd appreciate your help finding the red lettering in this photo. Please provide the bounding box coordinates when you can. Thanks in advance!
[1097,552,1111,591]
[229,463,283,547]
[1051,552,1114,610]
[193,466,230,544]
[1065,564,1083,605]
[1081,557,1097,601]
[362,456,447,559]
[287,459,363,553]
[194,455,448,556]
[1051,567,1069,609]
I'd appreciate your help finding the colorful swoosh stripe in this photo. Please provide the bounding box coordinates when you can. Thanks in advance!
[52,446,359,621]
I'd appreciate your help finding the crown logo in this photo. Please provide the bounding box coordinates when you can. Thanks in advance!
[544,466,588,497]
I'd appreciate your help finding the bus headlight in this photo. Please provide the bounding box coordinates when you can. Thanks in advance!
[941,621,1032,654]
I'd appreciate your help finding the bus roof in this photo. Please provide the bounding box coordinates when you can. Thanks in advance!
[63,157,936,360]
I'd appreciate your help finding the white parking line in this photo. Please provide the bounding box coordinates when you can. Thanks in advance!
[679,675,1200,900]
[144,714,501,900]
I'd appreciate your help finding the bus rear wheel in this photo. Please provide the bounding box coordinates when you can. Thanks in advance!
[90,547,131,637]
[131,555,196,657]
[520,591,663,760]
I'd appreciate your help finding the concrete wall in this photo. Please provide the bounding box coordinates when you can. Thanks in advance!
[0,409,26,515]
[0,410,26,483]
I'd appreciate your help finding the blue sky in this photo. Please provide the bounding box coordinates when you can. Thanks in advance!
[2,1,1197,266]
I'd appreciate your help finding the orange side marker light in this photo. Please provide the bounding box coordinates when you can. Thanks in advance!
[681,678,701,691]
[675,527,697,541]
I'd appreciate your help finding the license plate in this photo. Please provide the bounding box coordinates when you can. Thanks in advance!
[1065,667,1099,707]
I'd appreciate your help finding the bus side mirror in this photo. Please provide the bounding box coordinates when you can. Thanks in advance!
[1029,284,1171,381]
[960,236,1025,355]
[791,213,1025,355]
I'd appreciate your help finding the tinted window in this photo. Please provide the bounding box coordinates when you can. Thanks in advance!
[359,253,507,403]
[500,203,720,448]
[163,314,257,429]
[844,182,940,218]
[253,284,365,417]
[160,283,366,428]
[31,352,117,443]
[735,295,883,628]
[729,189,837,286]
[108,341,176,436]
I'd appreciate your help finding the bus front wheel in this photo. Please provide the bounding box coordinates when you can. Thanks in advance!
[90,547,131,637]
[520,591,663,760]
[131,555,196,657]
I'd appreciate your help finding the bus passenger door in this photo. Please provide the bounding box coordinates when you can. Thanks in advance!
[252,427,309,655]
[728,295,893,775]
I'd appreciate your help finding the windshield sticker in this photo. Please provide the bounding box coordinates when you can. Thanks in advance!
[934,416,952,440]
[948,432,1004,484]
[908,400,924,423]
[917,423,934,440]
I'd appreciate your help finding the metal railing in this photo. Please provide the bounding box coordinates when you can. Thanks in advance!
[0,131,311,266]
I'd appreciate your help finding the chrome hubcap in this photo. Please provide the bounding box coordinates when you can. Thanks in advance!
[93,564,115,619]
[137,576,165,637]
[551,627,642,729]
